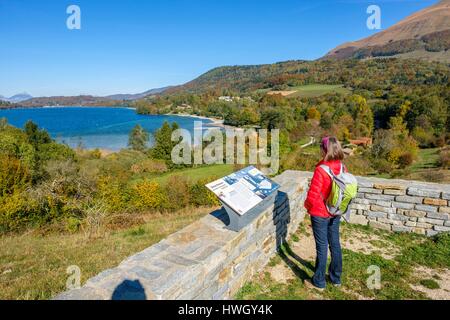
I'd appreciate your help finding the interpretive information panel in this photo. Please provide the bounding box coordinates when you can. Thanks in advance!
[206,166,280,215]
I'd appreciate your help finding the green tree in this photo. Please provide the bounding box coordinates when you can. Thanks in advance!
[24,120,51,148]
[128,124,149,152]
[151,122,180,164]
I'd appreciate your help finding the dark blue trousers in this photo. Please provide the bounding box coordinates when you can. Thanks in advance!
[310,216,343,288]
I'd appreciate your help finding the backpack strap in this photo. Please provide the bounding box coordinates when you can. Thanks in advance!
[320,164,335,178]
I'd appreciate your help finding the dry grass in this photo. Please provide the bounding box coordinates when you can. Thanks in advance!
[0,206,215,300]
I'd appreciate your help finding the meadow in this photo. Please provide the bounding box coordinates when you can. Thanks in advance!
[237,219,450,300]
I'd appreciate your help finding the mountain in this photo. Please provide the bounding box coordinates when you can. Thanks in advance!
[105,86,173,101]
[13,87,172,107]
[0,93,33,103]
[324,0,450,61]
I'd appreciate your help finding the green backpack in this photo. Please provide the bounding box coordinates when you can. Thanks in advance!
[320,163,358,221]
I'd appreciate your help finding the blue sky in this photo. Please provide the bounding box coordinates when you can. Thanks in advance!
[0,0,438,97]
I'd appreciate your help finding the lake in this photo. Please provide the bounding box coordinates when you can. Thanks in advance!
[0,107,213,151]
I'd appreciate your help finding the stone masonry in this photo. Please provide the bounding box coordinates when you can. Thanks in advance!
[349,176,450,237]
[54,171,450,300]
[55,171,309,300]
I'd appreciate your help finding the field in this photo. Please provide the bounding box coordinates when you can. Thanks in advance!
[267,84,351,98]
[0,206,214,300]
[236,218,450,300]
[149,164,234,184]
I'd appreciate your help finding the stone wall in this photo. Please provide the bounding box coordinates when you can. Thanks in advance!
[350,176,450,237]
[54,171,450,300]
[55,171,310,300]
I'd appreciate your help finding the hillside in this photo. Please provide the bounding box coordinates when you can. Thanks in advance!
[324,0,450,61]
[166,58,449,95]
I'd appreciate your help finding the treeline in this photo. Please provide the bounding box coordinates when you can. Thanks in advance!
[164,58,449,94]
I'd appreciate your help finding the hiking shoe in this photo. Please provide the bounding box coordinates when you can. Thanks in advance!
[304,279,325,292]
[327,275,341,287]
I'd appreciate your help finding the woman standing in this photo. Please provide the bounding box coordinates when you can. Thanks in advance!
[304,136,346,291]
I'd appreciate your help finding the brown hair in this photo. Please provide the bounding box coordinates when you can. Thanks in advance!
[321,136,344,162]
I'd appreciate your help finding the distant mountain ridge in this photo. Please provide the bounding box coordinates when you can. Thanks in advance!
[104,86,173,101]
[0,93,33,103]
[324,0,450,61]
[6,87,172,107]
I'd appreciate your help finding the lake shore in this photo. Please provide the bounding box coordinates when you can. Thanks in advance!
[167,113,237,130]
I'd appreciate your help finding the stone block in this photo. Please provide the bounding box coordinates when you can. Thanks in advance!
[439,206,450,214]
[370,205,396,214]
[367,211,387,219]
[365,194,395,201]
[373,183,405,190]
[415,205,438,213]
[418,218,445,226]
[354,198,370,205]
[426,212,449,221]
[433,225,450,232]
[412,228,426,235]
[426,230,439,237]
[405,221,417,227]
[376,200,393,208]
[416,222,433,229]
[392,202,415,210]
[392,225,412,233]
[383,189,406,196]
[407,187,441,198]
[378,218,402,226]
[402,210,426,218]
[359,188,382,194]
[212,284,230,300]
[388,214,409,222]
[396,196,424,204]
[352,204,370,211]
[369,221,392,231]
[349,214,368,226]
[424,198,447,206]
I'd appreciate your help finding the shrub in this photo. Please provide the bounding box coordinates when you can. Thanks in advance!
[96,176,129,212]
[372,158,394,174]
[0,191,30,232]
[163,176,191,210]
[438,148,450,169]
[398,152,414,168]
[344,154,373,176]
[189,178,220,207]
[130,159,168,174]
[412,127,435,148]
[133,180,168,210]
[0,154,31,196]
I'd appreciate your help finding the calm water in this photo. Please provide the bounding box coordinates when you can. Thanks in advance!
[0,107,212,150]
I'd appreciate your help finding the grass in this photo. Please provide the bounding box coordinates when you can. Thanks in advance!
[0,206,214,300]
[411,148,440,171]
[236,221,450,300]
[420,279,440,290]
[133,164,234,185]
[286,84,351,98]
